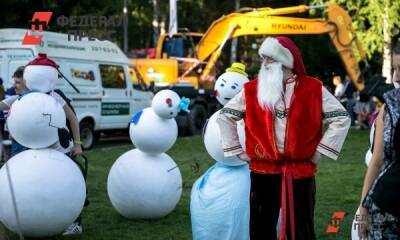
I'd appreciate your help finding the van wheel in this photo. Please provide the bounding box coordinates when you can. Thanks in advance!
[187,104,207,136]
[80,122,95,150]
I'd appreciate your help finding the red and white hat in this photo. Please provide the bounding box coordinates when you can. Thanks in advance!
[258,36,307,77]
[24,53,59,92]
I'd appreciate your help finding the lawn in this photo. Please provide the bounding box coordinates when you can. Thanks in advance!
[2,129,369,240]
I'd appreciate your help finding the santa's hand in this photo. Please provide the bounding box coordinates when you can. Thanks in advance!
[70,144,83,158]
[238,152,250,162]
[311,151,322,165]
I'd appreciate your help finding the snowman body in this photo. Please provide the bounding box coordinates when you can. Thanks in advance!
[191,67,251,240]
[107,90,183,219]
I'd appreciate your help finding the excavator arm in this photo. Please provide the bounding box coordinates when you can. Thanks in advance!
[196,3,366,90]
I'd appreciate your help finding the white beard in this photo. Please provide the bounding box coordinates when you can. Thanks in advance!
[257,62,283,111]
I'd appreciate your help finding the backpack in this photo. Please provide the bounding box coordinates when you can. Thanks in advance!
[44,89,76,148]
[53,89,76,133]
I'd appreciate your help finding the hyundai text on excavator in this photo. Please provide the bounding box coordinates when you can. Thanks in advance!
[130,3,367,135]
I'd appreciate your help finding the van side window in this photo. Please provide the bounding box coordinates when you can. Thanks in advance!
[66,62,98,88]
[99,64,126,89]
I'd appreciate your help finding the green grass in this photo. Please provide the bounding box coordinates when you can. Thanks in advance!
[3,129,369,240]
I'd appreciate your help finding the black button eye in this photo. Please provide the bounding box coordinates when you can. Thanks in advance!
[231,85,237,89]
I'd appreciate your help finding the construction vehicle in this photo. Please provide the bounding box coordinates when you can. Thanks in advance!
[131,3,367,135]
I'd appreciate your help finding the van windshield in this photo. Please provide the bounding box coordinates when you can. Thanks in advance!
[99,64,127,89]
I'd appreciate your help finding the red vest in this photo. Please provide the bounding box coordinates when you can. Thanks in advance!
[244,76,323,178]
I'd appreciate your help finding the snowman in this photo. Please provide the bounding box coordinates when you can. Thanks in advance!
[190,63,251,240]
[107,90,190,218]
[0,57,86,237]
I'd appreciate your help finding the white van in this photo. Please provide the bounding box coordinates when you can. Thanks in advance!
[0,28,153,149]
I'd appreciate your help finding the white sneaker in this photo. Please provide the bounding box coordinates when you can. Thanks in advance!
[62,222,82,235]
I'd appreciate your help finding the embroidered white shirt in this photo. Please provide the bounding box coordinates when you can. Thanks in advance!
[217,81,351,160]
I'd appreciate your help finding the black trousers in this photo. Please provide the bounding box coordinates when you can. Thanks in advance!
[250,172,316,240]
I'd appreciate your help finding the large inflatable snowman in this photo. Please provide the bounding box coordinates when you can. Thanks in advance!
[191,63,251,240]
[0,54,86,238]
[0,149,86,237]
[107,90,189,218]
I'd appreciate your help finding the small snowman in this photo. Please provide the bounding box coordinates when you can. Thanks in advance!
[191,63,251,240]
[107,90,190,218]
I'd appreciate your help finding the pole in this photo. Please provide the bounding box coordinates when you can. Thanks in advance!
[152,0,159,48]
[123,0,128,53]
[230,0,240,63]
[168,0,178,37]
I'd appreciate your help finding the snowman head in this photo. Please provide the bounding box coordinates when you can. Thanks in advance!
[214,63,249,105]
[24,53,59,93]
[151,90,182,119]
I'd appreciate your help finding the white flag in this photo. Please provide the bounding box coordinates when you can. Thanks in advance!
[168,0,178,37]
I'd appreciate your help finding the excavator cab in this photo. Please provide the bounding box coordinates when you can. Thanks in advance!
[163,38,186,58]
[162,36,199,59]
[157,31,202,59]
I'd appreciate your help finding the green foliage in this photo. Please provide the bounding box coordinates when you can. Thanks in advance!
[311,0,400,58]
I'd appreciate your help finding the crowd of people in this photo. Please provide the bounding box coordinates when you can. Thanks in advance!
[332,74,388,131]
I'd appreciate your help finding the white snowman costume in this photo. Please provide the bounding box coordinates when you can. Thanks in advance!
[1,53,74,154]
[107,90,190,219]
[191,63,251,240]
[0,54,86,238]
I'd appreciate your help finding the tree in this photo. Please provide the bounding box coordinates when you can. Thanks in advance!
[312,0,400,83]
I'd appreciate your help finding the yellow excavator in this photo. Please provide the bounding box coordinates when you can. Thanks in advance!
[131,3,367,135]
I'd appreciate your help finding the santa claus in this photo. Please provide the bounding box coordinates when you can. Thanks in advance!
[217,36,351,240]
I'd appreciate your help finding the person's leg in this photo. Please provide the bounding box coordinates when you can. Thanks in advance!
[347,99,356,126]
[286,176,316,240]
[360,113,370,129]
[250,172,281,240]
[62,153,85,235]
[356,113,363,129]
